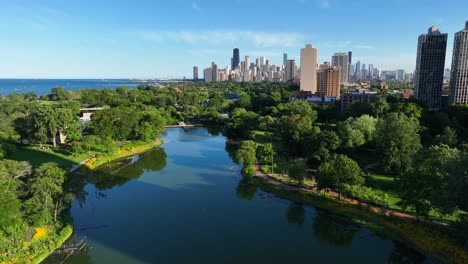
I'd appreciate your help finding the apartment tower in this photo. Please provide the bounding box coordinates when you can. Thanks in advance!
[449,21,468,104]
[317,64,341,98]
[331,52,349,84]
[300,44,318,92]
[193,66,198,80]
[414,26,447,109]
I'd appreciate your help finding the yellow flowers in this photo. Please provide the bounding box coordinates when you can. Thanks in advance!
[116,145,146,157]
[32,227,50,240]
[84,157,97,169]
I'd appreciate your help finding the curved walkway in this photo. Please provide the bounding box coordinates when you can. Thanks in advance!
[253,165,421,222]
[69,157,92,172]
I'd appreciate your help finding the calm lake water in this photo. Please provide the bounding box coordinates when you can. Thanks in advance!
[45,128,433,264]
[0,79,156,96]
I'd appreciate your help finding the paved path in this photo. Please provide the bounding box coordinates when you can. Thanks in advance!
[253,165,421,222]
[69,158,92,172]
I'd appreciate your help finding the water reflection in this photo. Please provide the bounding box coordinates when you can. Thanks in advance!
[313,209,359,247]
[236,178,257,200]
[88,147,167,190]
[286,202,306,227]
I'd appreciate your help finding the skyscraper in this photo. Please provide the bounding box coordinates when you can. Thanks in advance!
[414,26,447,109]
[300,44,318,92]
[283,53,288,67]
[331,52,349,84]
[259,56,265,66]
[212,62,219,82]
[232,48,240,70]
[204,67,213,83]
[317,64,341,98]
[396,69,405,81]
[354,61,361,79]
[348,51,353,81]
[449,21,468,105]
[444,68,451,80]
[193,66,198,80]
[285,59,296,81]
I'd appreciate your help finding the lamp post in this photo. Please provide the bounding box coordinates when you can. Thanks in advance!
[271,156,274,175]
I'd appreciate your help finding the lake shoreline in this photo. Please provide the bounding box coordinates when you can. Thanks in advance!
[27,140,164,264]
[252,167,468,264]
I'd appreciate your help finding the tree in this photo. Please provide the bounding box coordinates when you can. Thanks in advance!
[398,145,462,219]
[337,115,377,149]
[24,162,66,224]
[288,159,306,185]
[225,108,259,139]
[307,130,341,166]
[434,126,458,147]
[31,106,81,147]
[315,154,364,194]
[257,143,275,164]
[375,112,421,175]
[235,140,258,175]
[0,160,32,233]
[370,97,390,118]
[278,101,318,154]
[49,87,71,101]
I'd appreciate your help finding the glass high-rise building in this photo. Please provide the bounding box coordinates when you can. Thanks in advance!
[232,48,240,70]
[414,26,447,110]
[449,21,468,105]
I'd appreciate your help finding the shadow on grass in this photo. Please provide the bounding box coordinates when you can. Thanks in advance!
[14,145,83,169]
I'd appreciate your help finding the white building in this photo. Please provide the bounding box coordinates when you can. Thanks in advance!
[300,44,318,92]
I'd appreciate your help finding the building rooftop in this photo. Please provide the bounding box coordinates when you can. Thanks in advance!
[428,26,441,34]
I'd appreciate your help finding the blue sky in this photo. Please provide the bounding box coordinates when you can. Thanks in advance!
[0,0,467,78]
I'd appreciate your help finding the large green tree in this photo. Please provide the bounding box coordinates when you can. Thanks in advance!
[24,162,66,224]
[315,154,364,194]
[235,140,258,175]
[375,112,421,175]
[338,115,377,149]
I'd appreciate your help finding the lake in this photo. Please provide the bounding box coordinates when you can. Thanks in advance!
[0,79,157,96]
[44,128,433,263]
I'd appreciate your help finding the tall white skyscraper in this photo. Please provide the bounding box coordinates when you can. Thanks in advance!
[283,53,288,67]
[259,56,265,66]
[449,21,468,105]
[300,44,318,92]
[331,52,349,84]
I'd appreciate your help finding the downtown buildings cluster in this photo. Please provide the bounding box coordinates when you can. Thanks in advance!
[192,20,468,110]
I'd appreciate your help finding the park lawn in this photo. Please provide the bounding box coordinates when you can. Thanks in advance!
[251,130,287,151]
[369,173,462,222]
[15,145,88,169]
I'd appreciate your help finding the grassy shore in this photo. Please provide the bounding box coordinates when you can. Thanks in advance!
[7,140,163,264]
[252,176,468,264]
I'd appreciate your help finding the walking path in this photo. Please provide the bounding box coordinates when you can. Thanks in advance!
[69,158,92,172]
[253,165,421,222]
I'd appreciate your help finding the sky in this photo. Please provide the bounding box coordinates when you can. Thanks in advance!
[0,0,467,79]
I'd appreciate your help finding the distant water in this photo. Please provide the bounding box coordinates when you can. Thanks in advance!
[0,79,158,96]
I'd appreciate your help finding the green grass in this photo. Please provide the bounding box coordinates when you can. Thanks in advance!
[368,173,462,222]
[15,145,89,169]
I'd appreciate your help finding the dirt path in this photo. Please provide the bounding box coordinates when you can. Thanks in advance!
[253,165,421,222]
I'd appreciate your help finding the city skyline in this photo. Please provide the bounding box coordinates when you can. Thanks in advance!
[0,0,467,78]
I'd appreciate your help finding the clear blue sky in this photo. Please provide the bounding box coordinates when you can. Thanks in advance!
[0,0,467,78]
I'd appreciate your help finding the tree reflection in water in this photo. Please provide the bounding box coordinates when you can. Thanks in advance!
[286,202,306,227]
[313,209,359,247]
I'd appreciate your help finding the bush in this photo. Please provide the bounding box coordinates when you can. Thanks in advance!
[342,184,388,207]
